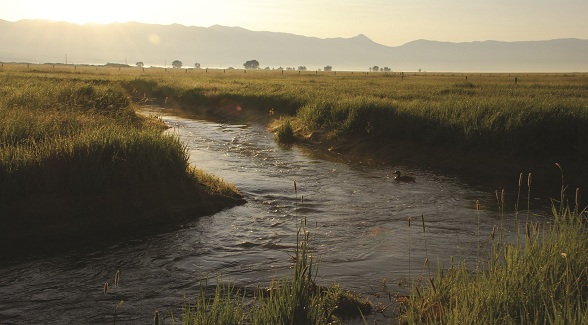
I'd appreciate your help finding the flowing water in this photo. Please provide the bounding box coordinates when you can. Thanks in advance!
[0,107,548,324]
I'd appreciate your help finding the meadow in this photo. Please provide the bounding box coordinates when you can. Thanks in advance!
[4,64,587,158]
[115,67,588,158]
[1,64,586,323]
[0,64,243,248]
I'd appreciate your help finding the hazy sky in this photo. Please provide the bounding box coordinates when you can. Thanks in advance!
[1,0,587,46]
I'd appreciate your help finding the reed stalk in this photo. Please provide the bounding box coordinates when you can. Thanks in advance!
[408,216,412,284]
[421,215,431,277]
[476,199,481,270]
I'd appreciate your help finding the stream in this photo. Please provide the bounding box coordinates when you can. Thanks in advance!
[0,107,548,324]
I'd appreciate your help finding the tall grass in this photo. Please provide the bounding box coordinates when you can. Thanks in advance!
[176,225,371,325]
[121,68,588,157]
[0,75,188,202]
[399,192,588,324]
[0,66,242,245]
[5,64,588,157]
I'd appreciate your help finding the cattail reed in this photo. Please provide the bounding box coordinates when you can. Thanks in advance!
[500,188,505,214]
[500,189,505,241]
[154,310,160,325]
[575,188,580,215]
[103,282,109,295]
[408,216,412,284]
[429,277,437,294]
[293,180,297,194]
[476,199,480,269]
[527,173,532,222]
[114,270,120,288]
[421,214,430,276]
[555,163,565,216]
[516,173,523,214]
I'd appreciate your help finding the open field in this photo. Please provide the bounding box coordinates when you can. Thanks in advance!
[11,63,582,157]
[29,63,584,184]
[1,64,586,323]
[2,63,587,238]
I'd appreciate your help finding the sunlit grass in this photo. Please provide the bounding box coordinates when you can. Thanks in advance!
[116,66,588,157]
[176,225,371,325]
[399,191,588,324]
[5,65,587,159]
[4,64,586,323]
[0,65,242,243]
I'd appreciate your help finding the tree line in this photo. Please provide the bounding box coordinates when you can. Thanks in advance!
[135,60,391,72]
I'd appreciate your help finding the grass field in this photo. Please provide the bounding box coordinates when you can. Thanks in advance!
[48,64,587,157]
[4,63,587,157]
[0,64,244,248]
[1,63,586,323]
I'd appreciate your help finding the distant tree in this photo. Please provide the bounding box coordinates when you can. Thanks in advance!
[243,60,260,69]
[264,67,271,70]
[371,66,379,72]
[383,67,391,72]
[136,62,144,68]
[324,65,332,71]
[172,60,182,68]
[105,62,130,68]
[194,63,201,69]
[298,66,307,71]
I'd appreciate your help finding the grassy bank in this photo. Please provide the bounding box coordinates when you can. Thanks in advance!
[399,197,588,324]
[4,64,588,158]
[3,65,586,323]
[172,225,371,325]
[167,187,586,325]
[119,68,588,158]
[0,67,243,249]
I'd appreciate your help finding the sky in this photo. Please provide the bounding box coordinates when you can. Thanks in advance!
[1,0,587,46]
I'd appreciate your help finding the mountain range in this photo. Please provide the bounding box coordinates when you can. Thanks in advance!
[1,19,587,72]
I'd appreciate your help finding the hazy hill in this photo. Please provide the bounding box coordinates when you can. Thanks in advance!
[0,19,586,72]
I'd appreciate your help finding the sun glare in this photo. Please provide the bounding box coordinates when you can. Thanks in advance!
[35,0,137,25]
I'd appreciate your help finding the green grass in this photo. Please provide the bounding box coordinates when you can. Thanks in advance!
[4,64,588,157]
[399,195,588,324]
[3,65,584,323]
[0,65,243,245]
[122,68,588,157]
[174,186,587,325]
[175,225,371,325]
[273,117,296,144]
